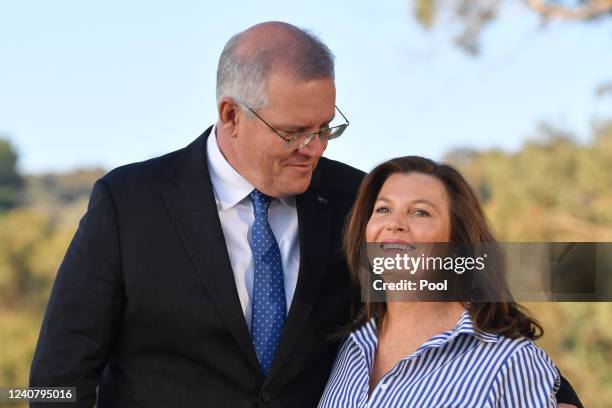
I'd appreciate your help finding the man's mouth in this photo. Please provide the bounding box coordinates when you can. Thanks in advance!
[286,162,314,171]
[287,162,313,167]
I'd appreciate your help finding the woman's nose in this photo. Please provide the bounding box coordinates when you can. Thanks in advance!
[385,220,408,232]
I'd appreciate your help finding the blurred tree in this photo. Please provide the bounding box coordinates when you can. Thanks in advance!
[0,168,97,399]
[413,0,612,56]
[0,138,23,211]
[0,209,51,307]
[445,120,612,240]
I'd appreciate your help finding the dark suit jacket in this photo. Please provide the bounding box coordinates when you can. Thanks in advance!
[30,127,365,407]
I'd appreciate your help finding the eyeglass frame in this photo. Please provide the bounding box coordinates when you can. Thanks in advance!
[237,102,350,149]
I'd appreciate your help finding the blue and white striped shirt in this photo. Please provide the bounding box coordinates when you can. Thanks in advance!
[319,311,560,407]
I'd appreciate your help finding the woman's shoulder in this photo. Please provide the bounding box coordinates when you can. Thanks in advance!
[492,334,557,365]
[483,334,561,406]
[479,332,558,372]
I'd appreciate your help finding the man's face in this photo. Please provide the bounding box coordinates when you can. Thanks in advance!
[232,72,336,197]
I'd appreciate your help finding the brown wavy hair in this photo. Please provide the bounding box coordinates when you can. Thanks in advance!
[342,156,542,339]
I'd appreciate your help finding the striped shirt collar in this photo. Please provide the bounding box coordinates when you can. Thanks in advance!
[350,310,500,362]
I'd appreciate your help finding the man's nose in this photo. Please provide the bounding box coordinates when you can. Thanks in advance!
[297,134,327,158]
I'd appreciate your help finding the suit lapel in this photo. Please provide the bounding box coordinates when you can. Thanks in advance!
[160,128,260,372]
[266,175,333,382]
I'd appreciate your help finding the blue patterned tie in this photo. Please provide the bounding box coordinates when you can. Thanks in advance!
[249,189,286,375]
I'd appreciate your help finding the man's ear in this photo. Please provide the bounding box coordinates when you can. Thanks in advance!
[218,98,240,137]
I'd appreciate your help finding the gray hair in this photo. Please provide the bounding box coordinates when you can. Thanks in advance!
[216,24,335,116]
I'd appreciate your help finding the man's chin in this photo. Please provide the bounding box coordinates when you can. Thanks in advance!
[280,175,313,197]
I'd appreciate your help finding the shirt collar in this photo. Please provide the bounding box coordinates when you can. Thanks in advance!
[206,125,254,210]
[206,124,294,210]
[451,311,500,343]
[351,310,500,353]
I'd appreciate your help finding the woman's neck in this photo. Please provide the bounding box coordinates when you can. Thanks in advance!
[367,301,466,394]
[379,301,465,340]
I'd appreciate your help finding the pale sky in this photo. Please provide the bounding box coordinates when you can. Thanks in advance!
[1,0,611,174]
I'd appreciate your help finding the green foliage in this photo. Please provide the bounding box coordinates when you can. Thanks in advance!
[0,209,78,310]
[22,168,105,209]
[0,139,23,211]
[445,121,612,241]
[0,168,102,310]
[0,310,41,386]
[528,302,612,406]
[0,169,96,402]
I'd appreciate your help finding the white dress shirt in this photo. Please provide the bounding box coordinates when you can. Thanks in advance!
[206,125,300,330]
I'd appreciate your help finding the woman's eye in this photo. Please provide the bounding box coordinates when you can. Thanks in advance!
[374,206,389,214]
[413,209,430,217]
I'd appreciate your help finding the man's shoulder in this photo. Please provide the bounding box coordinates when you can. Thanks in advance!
[314,157,365,193]
[101,131,208,192]
[103,148,182,185]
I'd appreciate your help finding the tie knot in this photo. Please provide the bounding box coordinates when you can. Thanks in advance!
[249,189,273,216]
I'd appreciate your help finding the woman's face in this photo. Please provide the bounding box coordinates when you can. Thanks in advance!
[366,172,451,244]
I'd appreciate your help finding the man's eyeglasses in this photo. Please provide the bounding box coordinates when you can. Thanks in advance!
[240,103,349,150]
